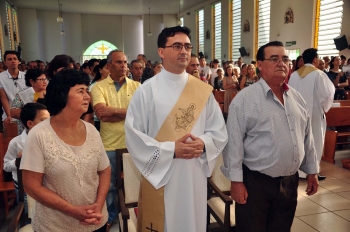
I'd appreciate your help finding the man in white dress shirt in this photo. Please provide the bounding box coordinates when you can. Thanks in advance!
[0,50,27,132]
[289,48,335,180]
[125,26,227,232]
[222,41,319,231]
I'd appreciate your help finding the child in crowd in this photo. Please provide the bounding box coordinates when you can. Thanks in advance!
[3,103,50,207]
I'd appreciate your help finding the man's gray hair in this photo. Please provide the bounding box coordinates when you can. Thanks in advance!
[107,49,124,63]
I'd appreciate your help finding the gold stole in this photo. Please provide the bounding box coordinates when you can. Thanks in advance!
[296,65,318,78]
[137,75,213,232]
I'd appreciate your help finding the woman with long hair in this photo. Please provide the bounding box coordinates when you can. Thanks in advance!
[223,64,239,115]
[327,56,348,100]
[240,64,258,90]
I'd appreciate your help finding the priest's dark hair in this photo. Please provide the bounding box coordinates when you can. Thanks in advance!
[256,41,284,61]
[45,69,90,116]
[302,48,318,64]
[20,102,47,130]
[157,26,191,48]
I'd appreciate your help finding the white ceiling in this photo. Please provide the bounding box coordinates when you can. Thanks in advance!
[10,0,207,15]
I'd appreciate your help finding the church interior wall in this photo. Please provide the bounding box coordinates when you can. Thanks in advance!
[9,0,350,63]
[270,0,316,57]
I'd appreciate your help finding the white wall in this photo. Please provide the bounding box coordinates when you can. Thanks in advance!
[340,0,350,59]
[17,8,177,63]
[270,0,316,56]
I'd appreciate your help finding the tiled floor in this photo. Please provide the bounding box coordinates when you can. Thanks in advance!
[291,160,350,232]
[1,154,350,232]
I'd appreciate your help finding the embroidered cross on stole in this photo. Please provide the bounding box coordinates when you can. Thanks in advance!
[137,75,213,232]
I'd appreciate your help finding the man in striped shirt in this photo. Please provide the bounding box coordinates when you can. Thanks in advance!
[221,41,319,232]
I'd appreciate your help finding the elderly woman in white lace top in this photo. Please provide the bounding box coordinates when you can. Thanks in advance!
[20,69,111,232]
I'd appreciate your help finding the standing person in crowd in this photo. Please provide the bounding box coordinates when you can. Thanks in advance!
[47,54,94,123]
[11,68,48,134]
[237,57,244,69]
[199,56,211,82]
[289,48,335,180]
[125,26,227,232]
[214,68,224,90]
[223,64,238,116]
[129,59,144,82]
[238,64,247,90]
[152,61,163,76]
[340,55,347,68]
[0,51,27,132]
[210,59,220,86]
[295,55,304,71]
[222,41,319,232]
[89,59,109,131]
[327,56,348,100]
[186,54,200,78]
[240,64,258,90]
[137,54,152,84]
[20,69,111,231]
[318,59,327,72]
[323,56,331,72]
[91,50,140,231]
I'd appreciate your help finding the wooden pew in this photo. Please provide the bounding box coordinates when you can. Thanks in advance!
[213,90,225,113]
[334,100,350,106]
[323,106,350,163]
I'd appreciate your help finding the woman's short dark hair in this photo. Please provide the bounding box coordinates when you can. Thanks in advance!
[25,68,44,87]
[45,69,90,116]
[157,26,191,48]
[20,102,47,129]
[92,59,107,83]
[47,54,75,78]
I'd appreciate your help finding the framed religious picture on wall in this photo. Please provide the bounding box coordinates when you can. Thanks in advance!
[285,8,294,24]
[243,20,250,32]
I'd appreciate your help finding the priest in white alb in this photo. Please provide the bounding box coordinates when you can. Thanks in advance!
[289,48,335,180]
[125,26,228,232]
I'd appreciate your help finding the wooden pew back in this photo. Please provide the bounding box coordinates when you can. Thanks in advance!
[325,106,350,127]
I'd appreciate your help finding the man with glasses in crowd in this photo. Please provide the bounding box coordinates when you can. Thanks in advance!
[289,48,335,181]
[125,26,227,232]
[221,41,319,231]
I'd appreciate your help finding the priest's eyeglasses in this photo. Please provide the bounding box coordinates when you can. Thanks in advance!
[263,57,291,65]
[163,43,193,51]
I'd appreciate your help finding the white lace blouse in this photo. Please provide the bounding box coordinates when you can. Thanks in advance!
[20,118,110,231]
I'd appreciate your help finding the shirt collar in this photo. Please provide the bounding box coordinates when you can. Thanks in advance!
[6,70,23,79]
[20,130,28,143]
[107,75,129,85]
[304,63,315,68]
[259,78,289,98]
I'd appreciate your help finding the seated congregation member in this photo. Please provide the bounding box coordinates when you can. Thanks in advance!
[125,26,228,232]
[11,69,47,134]
[239,64,259,90]
[20,69,111,232]
[210,59,220,86]
[214,68,224,90]
[327,56,348,100]
[223,64,239,115]
[4,103,49,205]
[222,41,319,232]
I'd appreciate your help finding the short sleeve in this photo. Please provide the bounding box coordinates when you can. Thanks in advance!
[90,84,106,107]
[20,129,45,173]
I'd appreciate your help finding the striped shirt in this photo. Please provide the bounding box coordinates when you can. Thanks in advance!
[221,78,319,182]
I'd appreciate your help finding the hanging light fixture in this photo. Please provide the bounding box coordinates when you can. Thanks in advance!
[177,0,182,26]
[60,23,65,36]
[147,7,152,37]
[57,0,63,23]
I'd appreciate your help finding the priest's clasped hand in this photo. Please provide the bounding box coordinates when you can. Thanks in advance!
[174,133,204,159]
